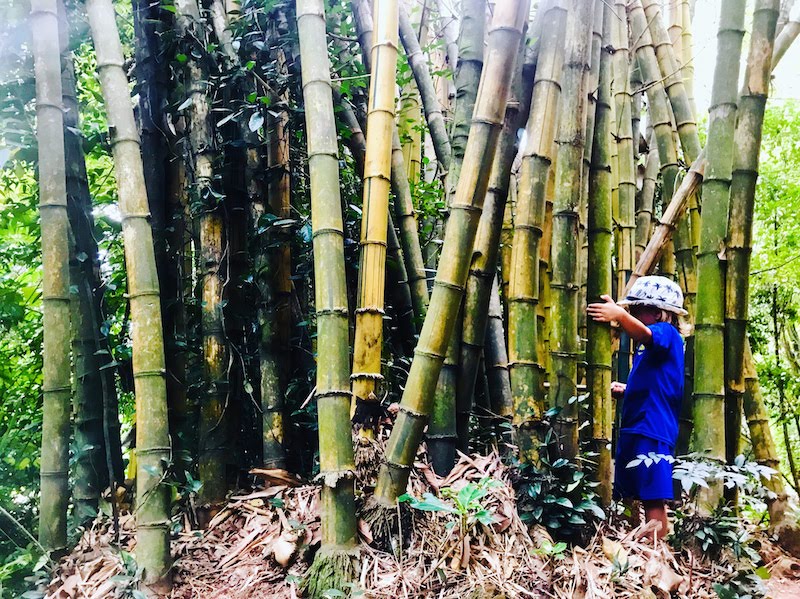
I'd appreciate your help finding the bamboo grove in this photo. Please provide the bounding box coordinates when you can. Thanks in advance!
[12,0,800,595]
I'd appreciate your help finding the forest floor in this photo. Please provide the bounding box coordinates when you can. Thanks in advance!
[42,452,800,599]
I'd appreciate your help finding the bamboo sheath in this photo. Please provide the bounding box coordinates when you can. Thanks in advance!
[549,0,594,460]
[351,0,398,410]
[175,0,228,507]
[587,0,613,506]
[86,0,172,583]
[372,0,530,503]
[611,0,636,294]
[508,0,568,461]
[398,3,452,172]
[690,0,746,503]
[724,0,779,466]
[295,0,358,580]
[32,0,71,552]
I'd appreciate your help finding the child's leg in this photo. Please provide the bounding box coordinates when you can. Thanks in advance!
[642,499,668,539]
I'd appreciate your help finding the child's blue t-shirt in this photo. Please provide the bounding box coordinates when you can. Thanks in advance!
[619,322,684,447]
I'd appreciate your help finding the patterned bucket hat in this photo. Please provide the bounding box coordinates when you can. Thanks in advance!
[618,275,688,316]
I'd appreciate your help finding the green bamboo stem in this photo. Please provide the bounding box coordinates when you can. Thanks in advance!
[427,303,460,474]
[690,0,745,507]
[436,0,459,84]
[295,0,358,593]
[508,0,568,462]
[445,0,485,200]
[611,0,636,295]
[680,0,697,120]
[351,0,398,421]
[32,0,71,552]
[456,15,540,458]
[635,132,658,262]
[398,2,452,172]
[549,0,594,460]
[587,0,613,505]
[725,0,779,471]
[500,180,514,322]
[485,276,513,443]
[368,0,529,519]
[640,0,702,163]
[86,0,171,585]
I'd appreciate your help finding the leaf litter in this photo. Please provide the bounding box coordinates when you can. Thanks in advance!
[43,450,800,598]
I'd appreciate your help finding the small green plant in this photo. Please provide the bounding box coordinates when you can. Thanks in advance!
[530,539,568,560]
[399,476,502,535]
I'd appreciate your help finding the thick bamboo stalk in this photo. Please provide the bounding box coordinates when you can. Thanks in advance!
[32,0,71,552]
[690,0,745,506]
[295,0,358,593]
[398,2,452,171]
[611,0,636,294]
[587,0,613,506]
[679,0,697,119]
[175,0,228,508]
[500,181,514,320]
[369,0,529,517]
[86,0,171,585]
[635,132,658,262]
[351,0,398,422]
[456,15,539,457]
[640,0,702,163]
[549,0,594,460]
[508,0,568,461]
[725,0,779,470]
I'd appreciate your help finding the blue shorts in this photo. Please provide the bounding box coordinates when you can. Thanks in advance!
[613,433,674,501]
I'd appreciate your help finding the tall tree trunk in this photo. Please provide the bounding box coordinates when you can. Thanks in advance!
[365,0,529,547]
[351,0,398,432]
[508,0,568,461]
[587,0,613,505]
[690,0,746,507]
[549,0,594,460]
[295,0,358,594]
[86,0,172,587]
[31,0,71,553]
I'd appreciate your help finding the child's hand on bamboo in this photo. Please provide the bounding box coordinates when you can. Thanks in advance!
[611,381,626,399]
[587,294,627,323]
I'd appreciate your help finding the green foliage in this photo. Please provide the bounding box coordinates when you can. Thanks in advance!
[399,477,502,534]
[513,409,606,545]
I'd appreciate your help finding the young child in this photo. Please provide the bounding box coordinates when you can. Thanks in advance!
[586,276,686,539]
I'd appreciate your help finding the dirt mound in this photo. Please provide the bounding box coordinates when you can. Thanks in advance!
[42,452,800,598]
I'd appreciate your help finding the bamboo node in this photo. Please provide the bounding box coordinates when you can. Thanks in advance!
[137,520,172,530]
[133,369,167,378]
[314,469,355,488]
[314,389,351,399]
[136,447,172,456]
[125,289,161,299]
[39,470,69,478]
[316,308,349,317]
[354,307,386,315]
[449,203,482,213]
[311,227,345,239]
[42,385,72,393]
[432,279,464,293]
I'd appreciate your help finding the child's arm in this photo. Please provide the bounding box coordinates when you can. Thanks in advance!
[586,294,653,345]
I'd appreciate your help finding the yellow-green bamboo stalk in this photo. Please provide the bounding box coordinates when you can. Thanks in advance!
[549,0,594,459]
[635,132,658,262]
[86,0,171,586]
[31,0,71,552]
[398,81,422,184]
[690,0,746,507]
[365,0,529,546]
[398,2,452,171]
[295,0,358,594]
[507,0,567,461]
[680,0,696,119]
[500,181,514,318]
[725,0,779,470]
[587,0,613,505]
[351,0,398,427]
[485,275,513,441]
[611,0,636,296]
